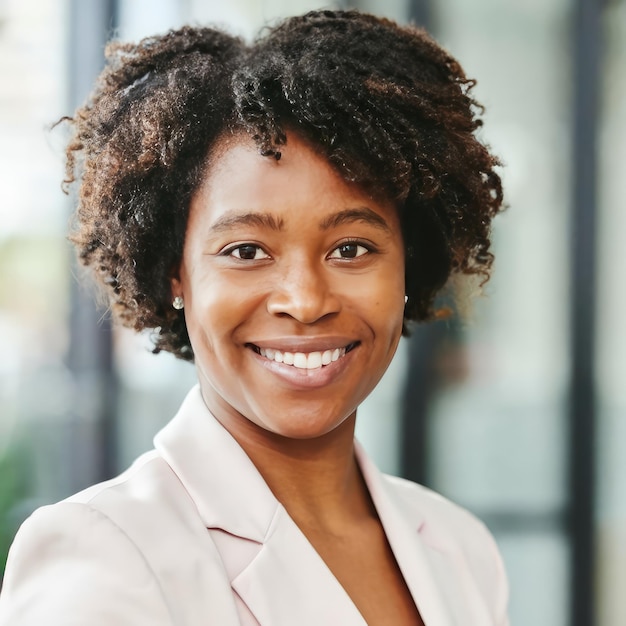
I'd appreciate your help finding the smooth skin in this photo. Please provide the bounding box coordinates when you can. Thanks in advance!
[171,132,424,626]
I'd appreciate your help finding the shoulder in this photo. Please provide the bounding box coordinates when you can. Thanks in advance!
[0,496,171,625]
[383,473,494,543]
[383,471,505,563]
[65,450,200,528]
[0,453,209,626]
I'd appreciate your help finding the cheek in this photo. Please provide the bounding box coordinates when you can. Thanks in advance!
[357,261,405,321]
[182,273,261,354]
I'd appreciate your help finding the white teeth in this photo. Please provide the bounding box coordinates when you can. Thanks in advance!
[257,346,349,369]
[307,352,322,369]
[293,353,307,368]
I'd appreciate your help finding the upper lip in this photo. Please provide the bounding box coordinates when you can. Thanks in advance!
[246,337,359,353]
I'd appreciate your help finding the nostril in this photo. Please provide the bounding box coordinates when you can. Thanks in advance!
[266,285,341,324]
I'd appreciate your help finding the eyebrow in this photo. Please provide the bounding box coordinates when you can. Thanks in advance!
[207,206,391,234]
[319,207,391,232]
[209,212,285,233]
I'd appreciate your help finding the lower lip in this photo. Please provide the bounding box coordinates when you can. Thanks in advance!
[249,347,357,389]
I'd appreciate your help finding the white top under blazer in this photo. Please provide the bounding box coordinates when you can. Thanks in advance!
[0,385,509,625]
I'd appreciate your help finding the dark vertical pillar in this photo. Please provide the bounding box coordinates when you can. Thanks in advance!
[66,0,119,489]
[569,1,602,625]
[399,0,435,486]
[401,321,448,484]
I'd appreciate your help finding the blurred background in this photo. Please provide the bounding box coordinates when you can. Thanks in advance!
[0,0,624,624]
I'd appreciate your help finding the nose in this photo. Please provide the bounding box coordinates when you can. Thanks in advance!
[266,261,341,323]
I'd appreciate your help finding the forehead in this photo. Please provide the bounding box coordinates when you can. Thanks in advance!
[192,131,399,229]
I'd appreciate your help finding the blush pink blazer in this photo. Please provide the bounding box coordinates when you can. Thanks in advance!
[0,386,509,625]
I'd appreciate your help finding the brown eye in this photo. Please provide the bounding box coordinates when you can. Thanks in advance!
[329,243,369,259]
[230,245,269,260]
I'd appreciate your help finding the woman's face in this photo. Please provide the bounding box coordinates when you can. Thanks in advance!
[172,132,405,441]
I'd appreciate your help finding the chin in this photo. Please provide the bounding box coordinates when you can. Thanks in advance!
[258,408,355,441]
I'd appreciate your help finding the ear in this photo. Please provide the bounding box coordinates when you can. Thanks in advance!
[169,265,183,300]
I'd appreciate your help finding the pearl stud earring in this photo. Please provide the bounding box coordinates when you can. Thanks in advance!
[172,296,184,310]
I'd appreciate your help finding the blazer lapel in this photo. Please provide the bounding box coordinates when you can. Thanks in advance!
[231,504,366,625]
[154,386,276,543]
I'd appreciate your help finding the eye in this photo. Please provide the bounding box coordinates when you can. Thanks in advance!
[329,242,370,259]
[226,244,270,260]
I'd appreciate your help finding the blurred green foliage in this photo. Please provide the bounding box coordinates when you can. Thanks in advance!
[0,442,31,585]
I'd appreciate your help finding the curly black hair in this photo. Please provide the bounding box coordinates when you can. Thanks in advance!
[63,10,503,362]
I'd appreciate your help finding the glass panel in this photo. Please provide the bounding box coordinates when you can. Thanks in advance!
[187,0,343,39]
[429,389,567,512]
[497,531,570,626]
[117,0,185,41]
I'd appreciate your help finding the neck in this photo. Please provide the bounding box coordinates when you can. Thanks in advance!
[224,412,376,531]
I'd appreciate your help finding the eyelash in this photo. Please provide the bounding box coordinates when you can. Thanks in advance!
[220,243,269,261]
[219,239,376,261]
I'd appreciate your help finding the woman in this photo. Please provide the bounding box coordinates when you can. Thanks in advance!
[0,10,508,626]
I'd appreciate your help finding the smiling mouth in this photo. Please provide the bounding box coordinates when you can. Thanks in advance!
[247,343,359,370]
